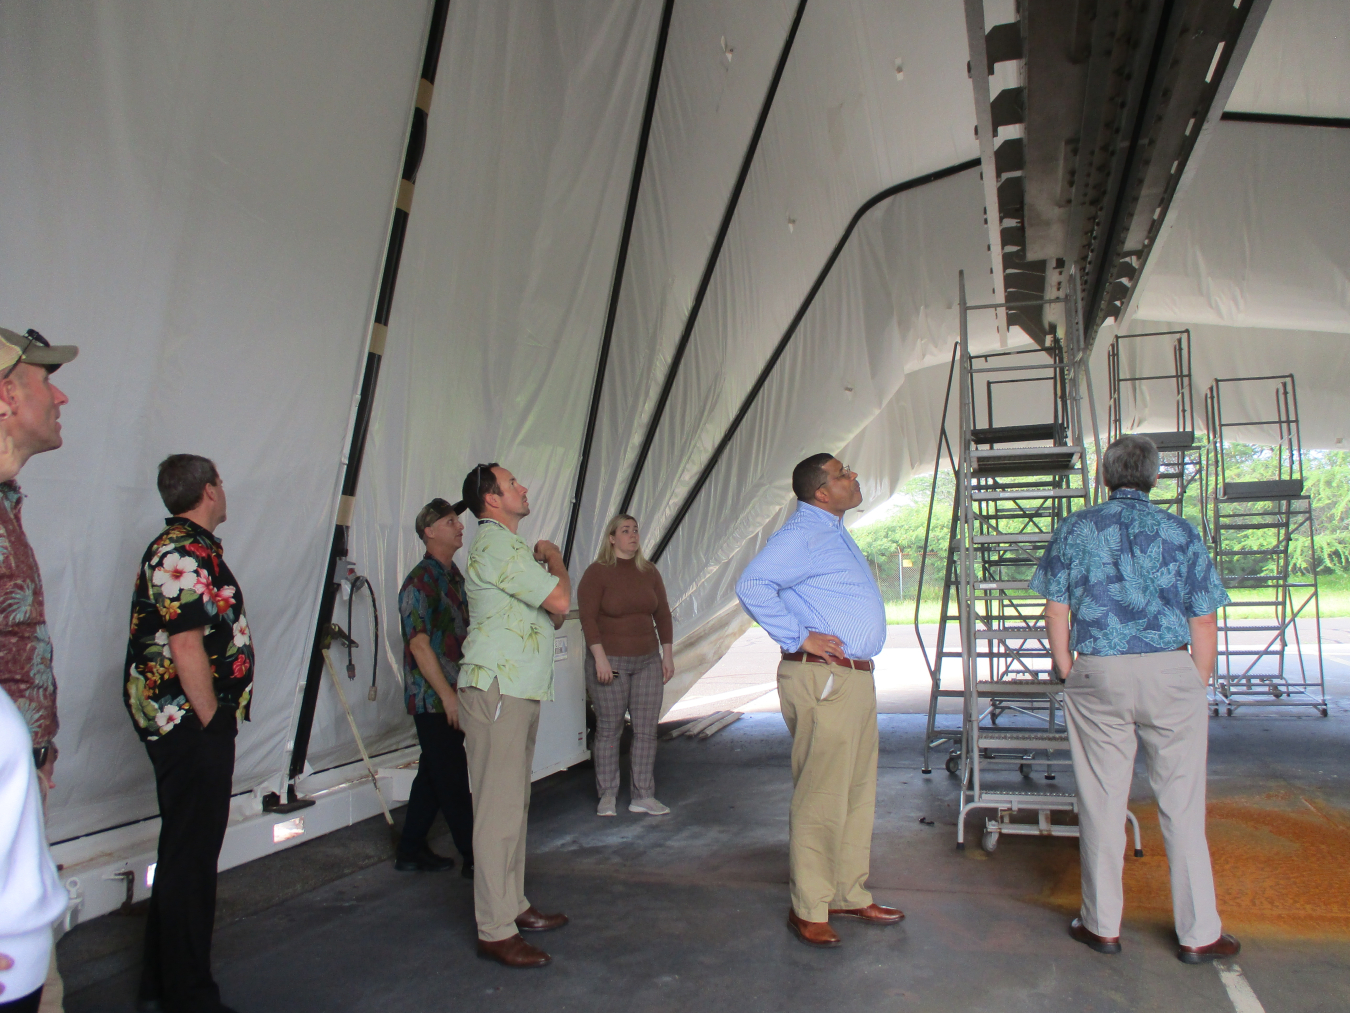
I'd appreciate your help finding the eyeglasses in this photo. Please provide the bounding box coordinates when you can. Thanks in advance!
[2,329,48,381]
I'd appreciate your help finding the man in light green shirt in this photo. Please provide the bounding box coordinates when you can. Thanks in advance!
[456,463,571,968]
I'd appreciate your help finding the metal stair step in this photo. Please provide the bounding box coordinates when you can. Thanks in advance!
[972,532,1053,544]
[969,790,1078,807]
[973,681,1062,696]
[1221,479,1305,501]
[974,629,1050,640]
[970,488,1086,501]
[1135,430,1195,451]
[976,731,1070,750]
[971,423,1063,445]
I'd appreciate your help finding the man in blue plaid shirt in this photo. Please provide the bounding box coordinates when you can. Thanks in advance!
[1031,434,1238,964]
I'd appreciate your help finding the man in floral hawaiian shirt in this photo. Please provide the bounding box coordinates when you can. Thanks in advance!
[125,454,252,1013]
[456,463,571,969]
[393,497,474,877]
[1030,434,1239,965]
[0,326,78,792]
[0,325,77,1013]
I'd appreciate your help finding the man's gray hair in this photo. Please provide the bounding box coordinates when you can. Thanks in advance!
[1101,434,1159,493]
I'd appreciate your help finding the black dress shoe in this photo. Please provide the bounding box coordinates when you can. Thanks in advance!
[394,845,455,872]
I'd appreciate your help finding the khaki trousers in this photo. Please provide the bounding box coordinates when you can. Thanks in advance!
[1063,651,1222,947]
[459,679,541,942]
[777,659,879,922]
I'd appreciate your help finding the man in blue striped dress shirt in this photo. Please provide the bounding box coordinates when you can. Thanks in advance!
[736,453,903,948]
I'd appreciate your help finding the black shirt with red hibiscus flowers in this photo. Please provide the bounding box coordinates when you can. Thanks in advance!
[124,517,253,742]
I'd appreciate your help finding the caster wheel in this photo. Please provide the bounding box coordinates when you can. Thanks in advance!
[1134,848,1144,858]
[981,831,999,853]
[945,754,960,775]
[1321,707,1329,718]
[1226,707,1232,717]
[956,841,966,851]
[921,767,932,774]
[1044,773,1056,781]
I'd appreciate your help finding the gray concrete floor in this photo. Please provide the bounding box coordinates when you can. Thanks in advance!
[58,627,1350,1012]
[59,714,1350,1012]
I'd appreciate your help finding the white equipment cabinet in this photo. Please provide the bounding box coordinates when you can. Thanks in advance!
[533,612,590,779]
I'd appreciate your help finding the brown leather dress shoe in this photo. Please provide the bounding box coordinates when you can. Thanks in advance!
[515,905,569,932]
[1178,933,1240,964]
[1069,917,1121,954]
[477,934,552,968]
[829,903,904,924]
[787,910,841,948]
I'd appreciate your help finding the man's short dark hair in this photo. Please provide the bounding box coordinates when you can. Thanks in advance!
[792,453,836,502]
[1101,435,1159,493]
[461,463,502,518]
[415,498,462,541]
[158,454,219,515]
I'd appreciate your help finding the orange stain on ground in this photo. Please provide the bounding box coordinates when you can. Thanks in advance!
[1037,793,1350,939]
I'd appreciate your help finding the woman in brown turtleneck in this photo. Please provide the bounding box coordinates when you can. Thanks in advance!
[578,513,674,817]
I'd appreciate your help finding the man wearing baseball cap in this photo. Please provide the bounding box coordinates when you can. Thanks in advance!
[0,326,77,787]
[394,497,476,878]
[0,325,77,1013]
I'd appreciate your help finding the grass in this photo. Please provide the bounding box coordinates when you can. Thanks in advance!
[883,571,1350,625]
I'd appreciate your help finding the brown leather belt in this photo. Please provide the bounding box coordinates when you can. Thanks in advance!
[781,652,874,672]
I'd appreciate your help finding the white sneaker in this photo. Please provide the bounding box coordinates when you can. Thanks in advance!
[628,797,671,815]
[597,794,617,817]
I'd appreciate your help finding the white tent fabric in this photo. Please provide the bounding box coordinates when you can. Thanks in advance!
[0,1,431,841]
[1094,321,1350,451]
[594,0,980,553]
[1127,122,1350,335]
[1223,0,1350,119]
[340,0,663,768]
[3,0,1345,844]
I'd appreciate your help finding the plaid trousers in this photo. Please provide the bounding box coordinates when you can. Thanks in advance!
[585,649,663,800]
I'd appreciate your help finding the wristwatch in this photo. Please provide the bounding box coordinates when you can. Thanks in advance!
[33,742,51,770]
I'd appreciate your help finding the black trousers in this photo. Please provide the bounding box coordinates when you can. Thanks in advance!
[0,987,42,1013]
[399,711,474,862]
[139,709,236,1013]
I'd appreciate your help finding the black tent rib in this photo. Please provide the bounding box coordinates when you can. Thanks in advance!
[617,0,809,516]
[286,0,452,797]
[1220,111,1350,129]
[562,0,675,568]
[649,157,981,563]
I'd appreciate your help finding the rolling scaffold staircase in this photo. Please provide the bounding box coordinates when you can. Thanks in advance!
[1201,374,1327,716]
[914,271,1142,854]
[1107,328,1203,514]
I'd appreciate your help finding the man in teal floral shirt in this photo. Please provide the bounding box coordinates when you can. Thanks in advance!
[393,497,474,876]
[125,454,251,1013]
[1030,434,1239,965]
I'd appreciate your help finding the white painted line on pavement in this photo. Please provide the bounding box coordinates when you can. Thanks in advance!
[1216,962,1266,1013]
